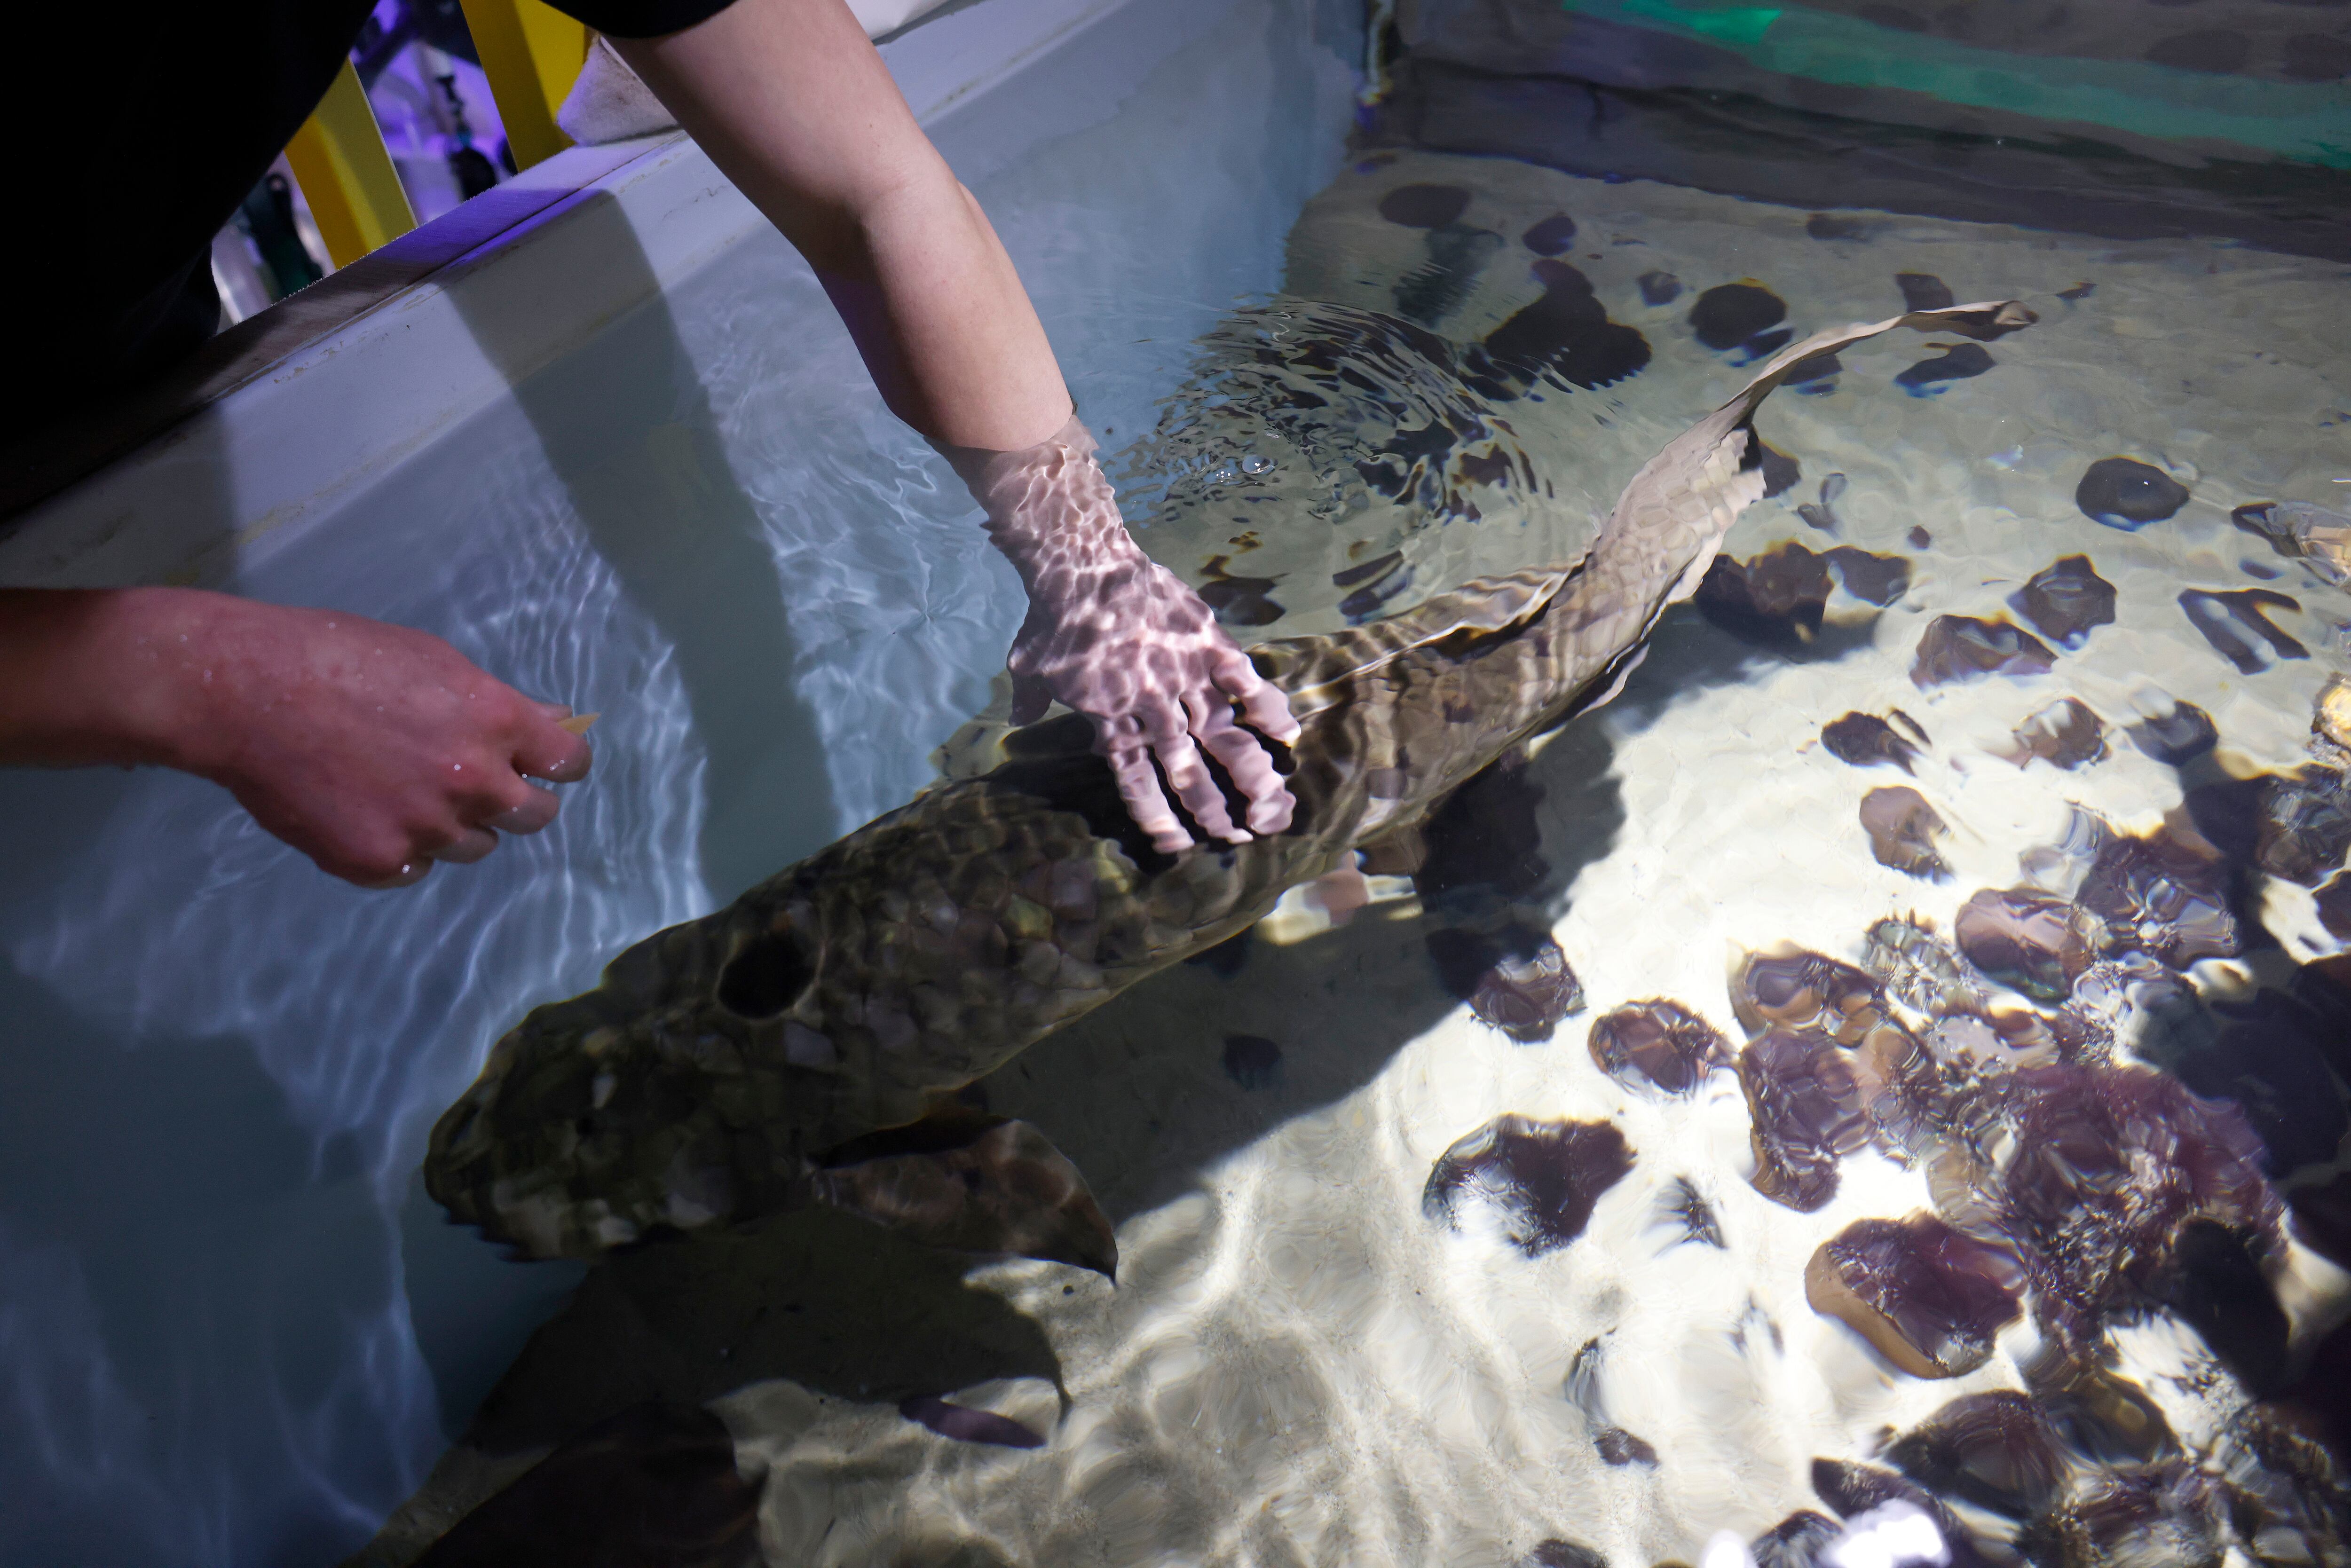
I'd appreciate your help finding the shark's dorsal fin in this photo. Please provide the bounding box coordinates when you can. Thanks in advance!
[1255,299,2035,718]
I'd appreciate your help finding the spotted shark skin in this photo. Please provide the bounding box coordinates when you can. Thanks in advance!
[425,301,2034,1263]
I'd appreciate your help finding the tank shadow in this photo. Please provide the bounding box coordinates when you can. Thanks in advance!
[445,192,843,903]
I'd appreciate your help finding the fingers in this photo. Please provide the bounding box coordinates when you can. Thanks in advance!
[1213,650,1301,744]
[1145,703,1242,845]
[1098,723,1191,856]
[1191,701,1295,837]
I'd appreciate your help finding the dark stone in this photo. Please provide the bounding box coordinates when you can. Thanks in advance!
[1378,183,1472,228]
[1822,710,1927,772]
[1688,282,1788,350]
[1812,1457,1934,1519]
[1809,1458,1992,1566]
[1969,1064,2281,1348]
[1525,1542,1608,1568]
[1521,213,1578,254]
[2009,698,2106,770]
[413,1403,761,1568]
[2033,1364,2177,1466]
[1423,1115,1635,1255]
[1862,916,1987,1020]
[2125,701,2218,765]
[1426,927,1585,1042]
[2146,28,2253,71]
[1894,342,1996,394]
[1907,525,1932,548]
[1861,786,1950,878]
[2076,827,2241,969]
[2008,554,2116,648]
[2017,1463,2237,1568]
[1739,1029,1870,1212]
[2190,766,2351,885]
[1694,543,1832,646]
[2177,587,2308,674]
[1889,1392,2064,1517]
[1758,441,1803,498]
[1751,1511,1842,1568]
[1730,947,1896,1046]
[1221,1033,1283,1090]
[1655,1176,1726,1249]
[1895,272,1957,310]
[1806,1213,2022,1379]
[1637,269,1682,306]
[1806,213,1873,240]
[2057,282,2094,300]
[1466,259,1650,393]
[1588,999,1732,1093]
[2075,457,2190,530]
[1595,1427,1660,1466]
[1909,615,2055,688]
[2257,767,2351,885]
[1826,546,1909,606]
[1954,886,2095,1001]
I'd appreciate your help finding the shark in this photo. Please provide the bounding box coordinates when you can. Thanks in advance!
[425,299,2034,1274]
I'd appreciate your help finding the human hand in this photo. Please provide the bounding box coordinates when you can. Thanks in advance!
[0,588,592,888]
[947,423,1300,854]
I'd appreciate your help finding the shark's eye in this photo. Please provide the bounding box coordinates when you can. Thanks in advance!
[717,929,811,1020]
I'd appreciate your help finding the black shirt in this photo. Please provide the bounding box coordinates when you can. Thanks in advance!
[23,0,735,433]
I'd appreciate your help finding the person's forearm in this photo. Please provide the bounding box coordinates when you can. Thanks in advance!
[611,0,1072,451]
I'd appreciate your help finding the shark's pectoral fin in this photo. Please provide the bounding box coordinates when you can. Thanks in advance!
[810,1111,1119,1277]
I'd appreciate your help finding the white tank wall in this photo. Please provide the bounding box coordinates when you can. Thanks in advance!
[0,0,1362,1560]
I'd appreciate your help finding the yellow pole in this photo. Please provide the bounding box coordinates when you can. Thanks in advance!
[458,0,592,170]
[284,59,419,270]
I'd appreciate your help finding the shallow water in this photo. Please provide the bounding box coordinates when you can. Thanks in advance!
[550,159,2351,1568]
[380,151,2351,1568]
[10,0,2351,1563]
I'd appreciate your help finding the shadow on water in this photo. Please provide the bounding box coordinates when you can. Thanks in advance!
[0,954,401,1568]
[443,193,841,903]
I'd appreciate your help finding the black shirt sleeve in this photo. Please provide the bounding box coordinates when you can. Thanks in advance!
[549,0,741,40]
[12,0,379,431]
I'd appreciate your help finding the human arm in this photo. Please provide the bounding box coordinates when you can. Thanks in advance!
[609,0,1298,846]
[0,588,590,886]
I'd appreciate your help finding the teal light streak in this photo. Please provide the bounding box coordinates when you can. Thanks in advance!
[1557,0,2351,168]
